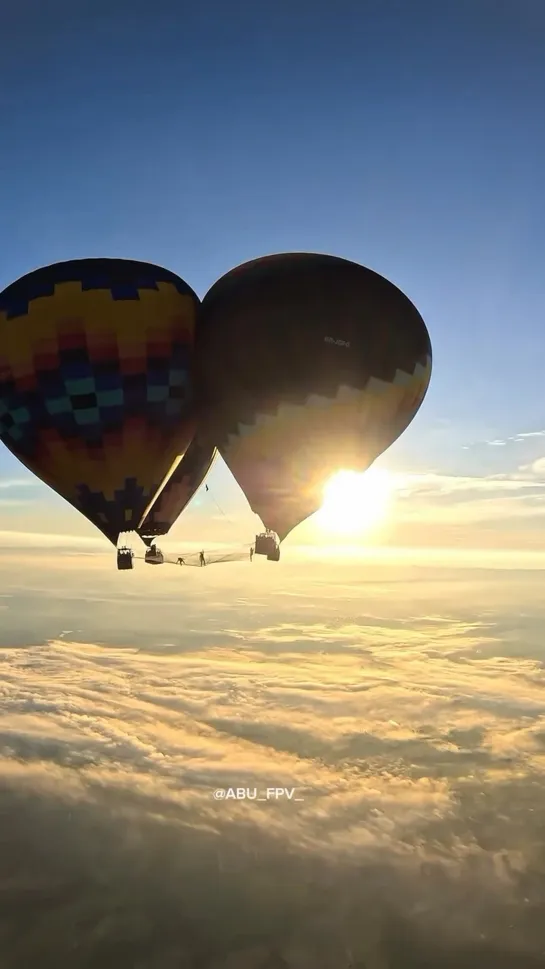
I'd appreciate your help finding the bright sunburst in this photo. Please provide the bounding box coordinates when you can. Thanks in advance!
[315,468,394,536]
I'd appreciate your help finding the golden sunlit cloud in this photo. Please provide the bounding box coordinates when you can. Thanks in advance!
[314,468,394,537]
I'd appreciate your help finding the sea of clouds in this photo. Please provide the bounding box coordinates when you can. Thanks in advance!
[0,549,544,967]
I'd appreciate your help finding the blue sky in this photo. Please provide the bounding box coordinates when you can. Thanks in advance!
[1,0,545,547]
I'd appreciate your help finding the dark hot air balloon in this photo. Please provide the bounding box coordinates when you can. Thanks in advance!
[197,252,432,543]
[138,436,216,545]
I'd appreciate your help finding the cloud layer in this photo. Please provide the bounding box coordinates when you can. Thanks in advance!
[0,552,545,965]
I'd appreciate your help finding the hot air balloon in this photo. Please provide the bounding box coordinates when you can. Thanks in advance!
[0,258,199,560]
[137,435,216,547]
[197,252,432,550]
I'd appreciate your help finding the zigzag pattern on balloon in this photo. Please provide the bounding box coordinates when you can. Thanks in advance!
[0,259,199,544]
[222,358,431,454]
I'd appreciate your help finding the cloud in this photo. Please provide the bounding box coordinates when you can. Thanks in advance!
[0,529,106,549]
[0,555,545,963]
[397,471,545,495]
[463,429,545,449]
[377,470,545,538]
[514,457,545,479]
[0,478,39,490]
[0,478,40,507]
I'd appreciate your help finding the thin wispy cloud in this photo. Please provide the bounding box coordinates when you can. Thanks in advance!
[0,478,39,490]
[462,429,545,449]
[0,500,36,509]
[396,471,545,495]
[0,529,106,549]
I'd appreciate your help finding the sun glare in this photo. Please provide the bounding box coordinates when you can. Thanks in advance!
[315,468,394,537]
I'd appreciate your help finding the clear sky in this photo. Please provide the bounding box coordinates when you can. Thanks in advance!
[1,0,545,555]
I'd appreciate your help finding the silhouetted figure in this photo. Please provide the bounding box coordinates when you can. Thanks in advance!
[177,557,185,565]
[199,550,206,566]
[250,547,254,562]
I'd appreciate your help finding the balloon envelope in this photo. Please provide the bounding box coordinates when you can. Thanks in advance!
[197,253,432,540]
[0,258,199,544]
[138,436,216,543]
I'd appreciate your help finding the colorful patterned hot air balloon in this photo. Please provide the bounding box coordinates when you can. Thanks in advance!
[197,253,432,541]
[0,258,199,545]
[138,436,216,545]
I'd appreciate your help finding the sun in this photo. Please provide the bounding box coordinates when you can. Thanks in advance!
[314,468,394,537]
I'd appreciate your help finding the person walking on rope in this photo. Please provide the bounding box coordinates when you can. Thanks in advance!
[177,557,185,565]
[199,550,206,567]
